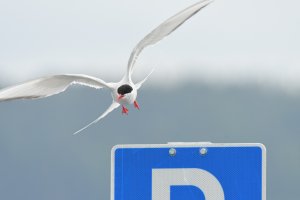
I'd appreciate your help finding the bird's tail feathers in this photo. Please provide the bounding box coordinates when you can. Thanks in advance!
[135,68,155,90]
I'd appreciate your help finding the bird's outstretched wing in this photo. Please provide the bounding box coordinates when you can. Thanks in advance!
[126,0,213,81]
[73,101,120,135]
[0,74,112,101]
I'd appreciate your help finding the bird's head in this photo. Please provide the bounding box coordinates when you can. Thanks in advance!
[116,84,136,103]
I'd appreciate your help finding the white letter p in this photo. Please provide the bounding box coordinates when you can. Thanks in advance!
[152,168,224,200]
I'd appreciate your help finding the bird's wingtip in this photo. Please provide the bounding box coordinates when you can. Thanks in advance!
[73,130,82,135]
[72,126,89,135]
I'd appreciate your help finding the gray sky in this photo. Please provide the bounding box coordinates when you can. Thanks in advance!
[0,0,299,90]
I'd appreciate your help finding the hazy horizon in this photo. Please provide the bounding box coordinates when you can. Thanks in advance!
[1,84,300,199]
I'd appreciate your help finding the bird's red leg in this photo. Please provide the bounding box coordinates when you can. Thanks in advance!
[122,105,129,115]
[134,101,140,110]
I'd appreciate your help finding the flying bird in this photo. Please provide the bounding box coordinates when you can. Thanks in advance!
[0,0,213,134]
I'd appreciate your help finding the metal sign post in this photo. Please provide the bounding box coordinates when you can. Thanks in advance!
[111,142,266,200]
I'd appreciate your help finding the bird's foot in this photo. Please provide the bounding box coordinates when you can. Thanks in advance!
[134,101,140,110]
[122,106,129,115]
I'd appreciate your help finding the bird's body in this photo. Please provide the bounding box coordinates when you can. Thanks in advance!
[0,0,213,134]
[115,84,136,105]
[113,82,139,114]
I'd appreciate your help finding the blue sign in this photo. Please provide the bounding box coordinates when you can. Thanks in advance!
[111,143,266,200]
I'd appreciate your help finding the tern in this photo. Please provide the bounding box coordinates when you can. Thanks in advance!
[0,0,213,134]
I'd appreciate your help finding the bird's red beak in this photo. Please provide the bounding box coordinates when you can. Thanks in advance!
[117,94,124,100]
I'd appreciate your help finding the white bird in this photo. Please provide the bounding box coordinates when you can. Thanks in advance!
[0,0,213,134]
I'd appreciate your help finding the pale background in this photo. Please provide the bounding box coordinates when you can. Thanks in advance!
[0,0,299,199]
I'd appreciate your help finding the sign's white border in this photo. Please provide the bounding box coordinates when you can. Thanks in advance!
[111,142,266,200]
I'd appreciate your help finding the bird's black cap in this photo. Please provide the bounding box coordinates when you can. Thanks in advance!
[117,84,133,95]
